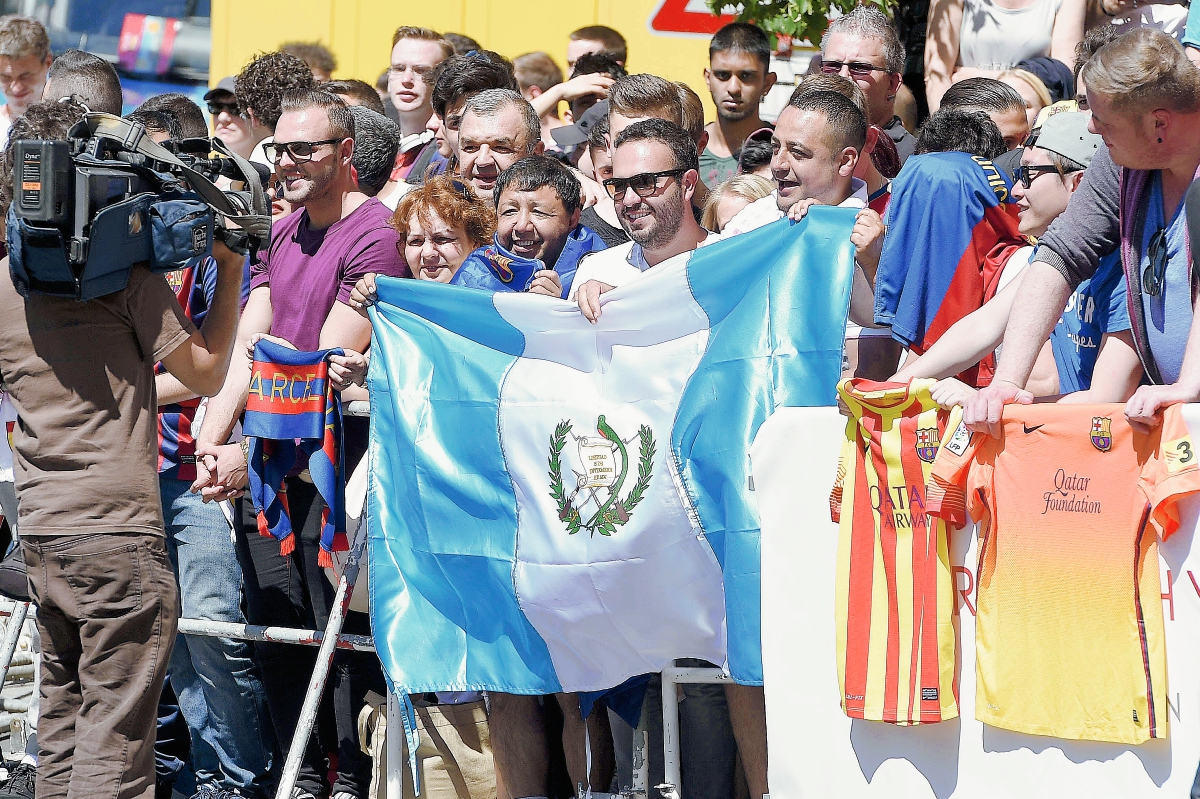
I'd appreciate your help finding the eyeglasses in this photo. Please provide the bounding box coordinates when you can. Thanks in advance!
[819,60,889,79]
[1013,164,1067,189]
[262,138,344,164]
[602,169,685,200]
[207,101,240,117]
[1143,228,1169,296]
[388,63,435,79]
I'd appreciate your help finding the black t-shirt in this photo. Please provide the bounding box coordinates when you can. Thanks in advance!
[580,206,630,248]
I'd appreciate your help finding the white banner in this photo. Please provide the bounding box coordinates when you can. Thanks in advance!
[754,406,1200,798]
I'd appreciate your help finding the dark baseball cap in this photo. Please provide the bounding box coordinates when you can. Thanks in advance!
[551,100,609,148]
[203,76,236,101]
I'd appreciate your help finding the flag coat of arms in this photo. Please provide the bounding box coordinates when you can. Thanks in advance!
[366,211,856,696]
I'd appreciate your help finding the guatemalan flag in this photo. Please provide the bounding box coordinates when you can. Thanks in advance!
[366,210,856,696]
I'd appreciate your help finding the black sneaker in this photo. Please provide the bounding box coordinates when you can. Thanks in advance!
[0,761,36,799]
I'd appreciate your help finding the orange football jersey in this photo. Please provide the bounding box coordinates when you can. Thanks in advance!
[928,403,1200,744]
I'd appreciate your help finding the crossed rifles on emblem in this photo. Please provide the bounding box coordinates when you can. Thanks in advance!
[548,415,656,537]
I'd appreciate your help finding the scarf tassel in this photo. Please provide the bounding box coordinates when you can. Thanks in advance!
[279,532,296,558]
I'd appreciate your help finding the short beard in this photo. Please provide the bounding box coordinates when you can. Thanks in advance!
[623,188,685,250]
[283,160,338,205]
[717,104,755,123]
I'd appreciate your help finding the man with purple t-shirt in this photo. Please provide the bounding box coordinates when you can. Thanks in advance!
[191,89,409,799]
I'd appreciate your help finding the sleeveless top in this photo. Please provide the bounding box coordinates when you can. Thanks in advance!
[958,0,1063,70]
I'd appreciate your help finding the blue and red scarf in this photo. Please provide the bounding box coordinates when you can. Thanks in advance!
[242,340,347,567]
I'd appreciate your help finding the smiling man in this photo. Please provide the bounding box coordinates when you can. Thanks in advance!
[190,88,408,799]
[701,23,777,185]
[452,155,606,297]
[456,88,543,203]
[0,16,51,148]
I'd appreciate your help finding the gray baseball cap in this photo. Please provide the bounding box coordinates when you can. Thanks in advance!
[1028,111,1102,168]
[203,76,237,101]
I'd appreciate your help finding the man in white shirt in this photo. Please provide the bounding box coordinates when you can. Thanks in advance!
[572,118,714,318]
[0,17,50,149]
[725,89,892,377]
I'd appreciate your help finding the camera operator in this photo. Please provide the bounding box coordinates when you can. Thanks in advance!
[40,49,121,115]
[0,99,249,799]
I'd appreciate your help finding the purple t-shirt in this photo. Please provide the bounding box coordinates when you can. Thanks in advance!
[251,197,408,349]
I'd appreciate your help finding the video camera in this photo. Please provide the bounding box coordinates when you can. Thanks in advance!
[7,112,272,301]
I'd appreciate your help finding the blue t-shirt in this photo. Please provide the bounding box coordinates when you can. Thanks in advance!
[1050,252,1130,394]
[1139,173,1192,384]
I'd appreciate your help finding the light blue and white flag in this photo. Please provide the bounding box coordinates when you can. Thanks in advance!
[367,210,856,695]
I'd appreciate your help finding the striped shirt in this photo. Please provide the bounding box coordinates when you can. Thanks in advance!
[829,378,960,725]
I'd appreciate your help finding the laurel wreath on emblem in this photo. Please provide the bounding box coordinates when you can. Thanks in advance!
[548,417,655,536]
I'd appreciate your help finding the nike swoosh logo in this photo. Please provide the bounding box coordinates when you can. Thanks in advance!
[1022,424,1044,434]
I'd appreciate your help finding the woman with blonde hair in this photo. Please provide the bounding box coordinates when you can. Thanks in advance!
[702,173,775,233]
[998,67,1053,127]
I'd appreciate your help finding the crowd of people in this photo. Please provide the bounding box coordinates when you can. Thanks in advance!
[0,2,1195,798]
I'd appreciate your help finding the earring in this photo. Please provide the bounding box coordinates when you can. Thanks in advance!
[1159,137,1163,143]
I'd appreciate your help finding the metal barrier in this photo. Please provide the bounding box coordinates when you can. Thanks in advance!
[0,398,735,799]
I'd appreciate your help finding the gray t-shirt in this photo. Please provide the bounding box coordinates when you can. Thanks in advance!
[0,265,194,535]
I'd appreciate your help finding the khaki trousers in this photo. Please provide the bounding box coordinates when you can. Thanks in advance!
[24,533,179,799]
[360,697,496,799]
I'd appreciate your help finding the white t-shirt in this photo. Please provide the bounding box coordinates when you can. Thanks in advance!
[721,177,869,238]
[378,180,413,211]
[568,232,722,300]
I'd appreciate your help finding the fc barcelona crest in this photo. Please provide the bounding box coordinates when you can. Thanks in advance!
[548,416,655,536]
[1091,416,1112,452]
[915,427,939,463]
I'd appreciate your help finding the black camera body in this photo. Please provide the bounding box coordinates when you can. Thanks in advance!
[8,114,269,301]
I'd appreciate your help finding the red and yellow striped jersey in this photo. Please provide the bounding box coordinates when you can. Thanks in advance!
[829,378,961,725]
[928,403,1200,744]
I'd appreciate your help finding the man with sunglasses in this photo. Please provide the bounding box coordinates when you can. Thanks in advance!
[204,77,255,160]
[895,112,1141,405]
[965,29,1200,437]
[820,4,915,163]
[191,89,408,799]
[572,118,714,318]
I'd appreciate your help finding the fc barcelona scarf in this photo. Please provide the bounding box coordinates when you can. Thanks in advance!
[242,339,347,567]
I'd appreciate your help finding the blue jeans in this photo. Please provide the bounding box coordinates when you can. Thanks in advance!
[160,477,272,794]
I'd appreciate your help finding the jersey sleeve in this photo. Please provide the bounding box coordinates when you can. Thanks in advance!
[926,416,981,527]
[1147,404,1200,540]
[830,437,852,523]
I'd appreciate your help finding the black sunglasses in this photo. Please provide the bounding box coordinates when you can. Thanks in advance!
[603,169,685,200]
[1143,228,1169,296]
[1013,164,1065,190]
[207,101,240,117]
[262,138,345,164]
[819,60,889,79]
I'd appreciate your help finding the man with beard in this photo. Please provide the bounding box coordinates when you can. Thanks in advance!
[190,89,407,799]
[571,117,746,799]
[701,23,777,186]
[572,119,711,316]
